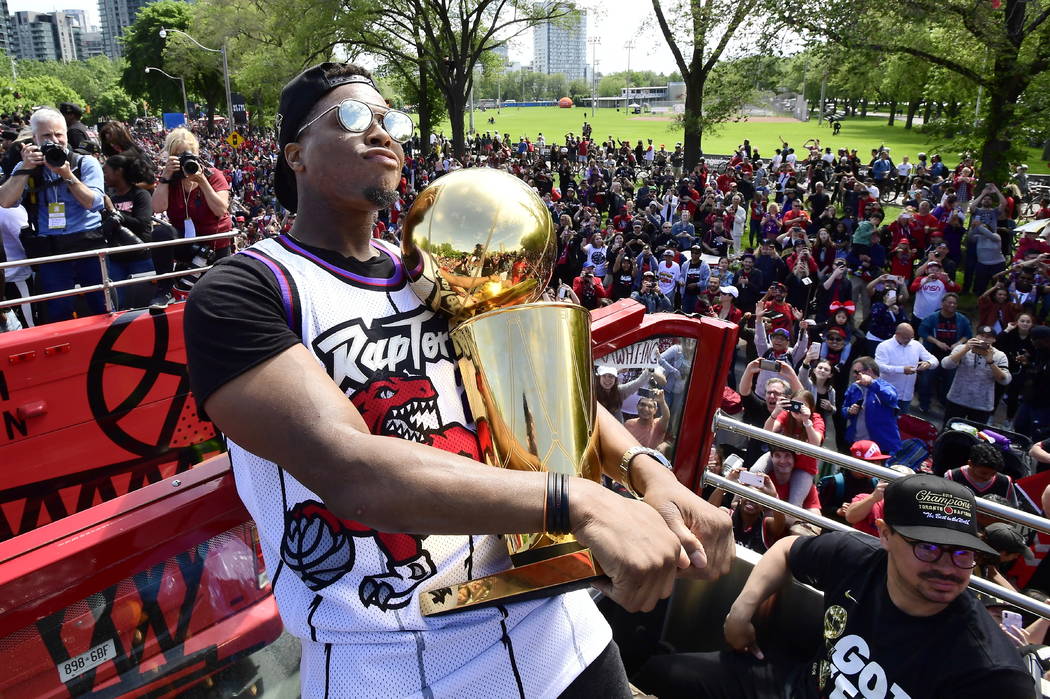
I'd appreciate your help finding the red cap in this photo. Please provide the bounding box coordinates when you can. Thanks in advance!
[850,440,891,461]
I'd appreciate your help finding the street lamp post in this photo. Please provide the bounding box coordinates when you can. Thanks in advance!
[588,36,600,119]
[145,66,188,118]
[624,40,634,115]
[158,28,233,128]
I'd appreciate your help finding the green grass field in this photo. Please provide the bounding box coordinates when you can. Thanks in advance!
[436,108,1048,172]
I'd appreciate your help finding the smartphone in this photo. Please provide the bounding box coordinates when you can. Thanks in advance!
[759,358,782,372]
[788,400,805,413]
[1002,610,1023,631]
[739,471,765,488]
[802,277,813,286]
[767,312,785,321]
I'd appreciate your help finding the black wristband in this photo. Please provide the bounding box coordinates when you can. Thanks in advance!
[558,474,571,535]
[545,473,570,535]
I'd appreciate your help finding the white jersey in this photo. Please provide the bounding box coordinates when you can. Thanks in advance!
[230,235,609,697]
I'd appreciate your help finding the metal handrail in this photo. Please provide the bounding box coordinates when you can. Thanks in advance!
[0,232,235,313]
[0,231,233,270]
[712,411,1050,536]
[704,471,1050,621]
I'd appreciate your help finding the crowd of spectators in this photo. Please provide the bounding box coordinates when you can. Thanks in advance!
[2,100,1050,687]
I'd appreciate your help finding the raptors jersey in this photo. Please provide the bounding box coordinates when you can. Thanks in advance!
[229,235,610,698]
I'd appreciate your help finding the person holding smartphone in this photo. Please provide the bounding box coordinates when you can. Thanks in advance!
[940,325,1011,427]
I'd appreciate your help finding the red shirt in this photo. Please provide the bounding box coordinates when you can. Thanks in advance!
[774,411,825,475]
[774,479,821,510]
[165,169,233,248]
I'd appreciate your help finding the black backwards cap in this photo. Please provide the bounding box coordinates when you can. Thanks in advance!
[274,63,377,213]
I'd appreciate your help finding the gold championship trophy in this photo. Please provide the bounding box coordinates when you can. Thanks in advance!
[402,169,604,616]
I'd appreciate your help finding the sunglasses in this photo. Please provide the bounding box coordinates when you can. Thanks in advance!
[297,99,414,143]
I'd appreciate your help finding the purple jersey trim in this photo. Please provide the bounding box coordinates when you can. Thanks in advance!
[277,234,405,288]
[239,249,295,330]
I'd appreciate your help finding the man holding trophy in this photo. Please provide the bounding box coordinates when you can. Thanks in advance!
[185,63,732,697]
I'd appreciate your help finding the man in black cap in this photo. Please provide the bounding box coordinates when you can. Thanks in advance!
[184,62,732,697]
[637,473,1032,698]
[57,103,93,152]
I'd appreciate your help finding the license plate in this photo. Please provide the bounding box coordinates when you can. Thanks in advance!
[56,639,117,683]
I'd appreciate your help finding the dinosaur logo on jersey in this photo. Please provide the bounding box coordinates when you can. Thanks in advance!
[351,375,481,459]
[282,499,437,611]
[312,306,453,393]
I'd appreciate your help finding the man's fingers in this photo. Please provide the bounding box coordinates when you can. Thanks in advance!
[750,643,765,660]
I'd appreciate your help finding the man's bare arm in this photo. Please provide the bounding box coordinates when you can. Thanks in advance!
[204,343,689,611]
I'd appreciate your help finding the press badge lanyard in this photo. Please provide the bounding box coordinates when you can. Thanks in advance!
[182,184,197,238]
[46,173,66,231]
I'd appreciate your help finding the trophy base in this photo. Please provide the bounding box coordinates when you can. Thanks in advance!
[419,543,603,616]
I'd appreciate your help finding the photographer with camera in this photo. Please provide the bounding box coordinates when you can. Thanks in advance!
[940,325,1011,427]
[630,270,673,314]
[151,128,232,301]
[571,262,609,310]
[0,107,106,323]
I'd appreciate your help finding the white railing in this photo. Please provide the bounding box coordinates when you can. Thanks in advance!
[0,231,234,313]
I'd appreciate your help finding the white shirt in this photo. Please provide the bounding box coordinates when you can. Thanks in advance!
[0,205,30,283]
[657,260,681,296]
[874,337,938,401]
[897,162,913,177]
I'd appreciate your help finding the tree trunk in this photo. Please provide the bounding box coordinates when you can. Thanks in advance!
[904,99,919,129]
[922,100,933,125]
[976,64,1027,187]
[448,91,467,159]
[416,64,432,157]
[682,74,705,171]
[947,101,960,118]
[886,100,897,126]
[860,98,868,118]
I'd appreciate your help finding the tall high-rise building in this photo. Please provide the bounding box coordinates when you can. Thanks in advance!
[98,0,170,58]
[531,6,586,80]
[61,9,88,30]
[12,11,78,62]
[0,0,12,59]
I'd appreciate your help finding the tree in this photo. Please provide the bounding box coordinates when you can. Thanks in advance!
[778,0,1050,184]
[93,87,139,122]
[366,0,575,157]
[14,56,125,121]
[0,76,82,113]
[119,1,193,113]
[651,0,770,169]
[190,0,349,126]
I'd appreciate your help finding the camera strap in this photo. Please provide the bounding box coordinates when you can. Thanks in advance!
[20,152,83,234]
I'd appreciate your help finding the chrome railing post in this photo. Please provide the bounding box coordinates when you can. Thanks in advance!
[98,249,115,314]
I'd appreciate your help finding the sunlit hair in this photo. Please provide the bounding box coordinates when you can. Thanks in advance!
[163,127,200,157]
[30,107,64,137]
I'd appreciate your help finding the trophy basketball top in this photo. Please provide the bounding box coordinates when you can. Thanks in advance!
[400,168,557,324]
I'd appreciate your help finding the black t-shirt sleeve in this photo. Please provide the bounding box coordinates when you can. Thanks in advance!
[184,254,301,416]
[129,188,154,237]
[789,530,878,589]
[945,668,1034,699]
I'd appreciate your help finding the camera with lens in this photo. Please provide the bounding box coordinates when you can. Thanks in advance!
[41,141,67,168]
[179,152,210,177]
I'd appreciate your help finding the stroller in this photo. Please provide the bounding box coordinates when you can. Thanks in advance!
[932,418,1034,481]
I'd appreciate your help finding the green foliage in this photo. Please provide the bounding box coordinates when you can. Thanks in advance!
[119,1,193,112]
[13,56,125,119]
[598,75,626,98]
[93,86,139,122]
[0,76,82,113]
